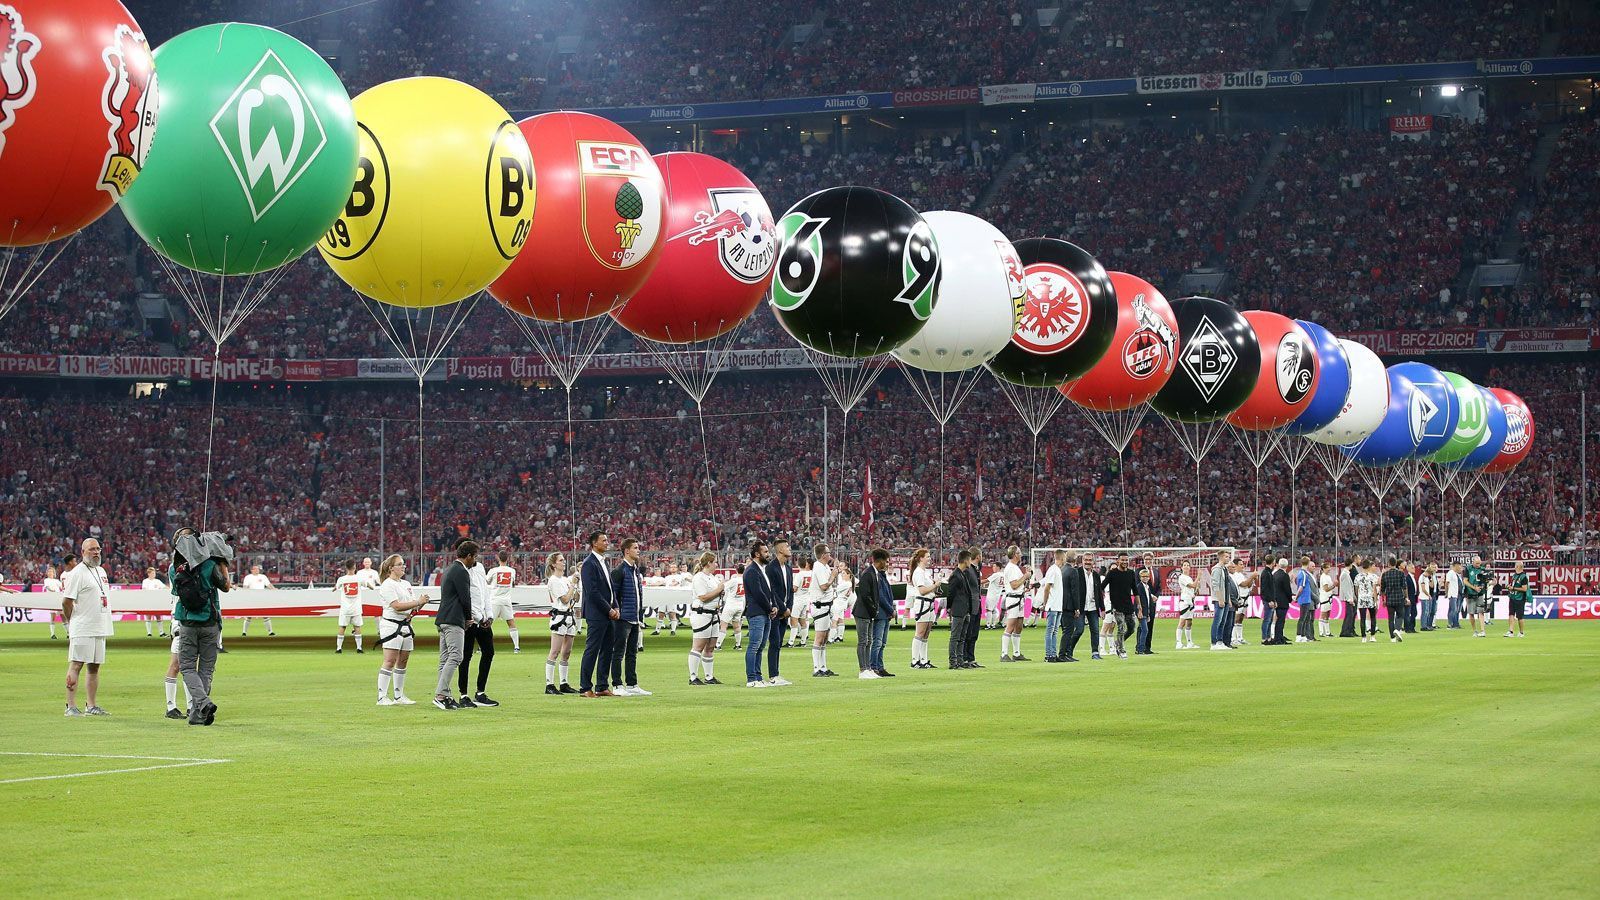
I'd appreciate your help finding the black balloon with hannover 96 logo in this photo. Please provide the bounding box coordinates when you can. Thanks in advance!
[986,237,1117,387]
[1150,296,1262,423]
[769,186,941,359]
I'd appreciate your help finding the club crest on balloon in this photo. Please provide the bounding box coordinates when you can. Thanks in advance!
[1180,316,1238,403]
[1015,262,1089,355]
[1276,332,1314,404]
[894,218,939,320]
[487,120,533,260]
[668,187,775,284]
[97,23,157,197]
[771,211,826,311]
[208,49,332,222]
[0,4,39,157]
[997,240,1026,324]
[1503,404,1530,454]
[319,122,388,261]
[578,140,663,270]
[1408,390,1439,446]
[1125,293,1175,380]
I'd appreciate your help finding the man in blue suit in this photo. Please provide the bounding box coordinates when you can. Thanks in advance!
[764,537,795,686]
[743,541,777,687]
[578,531,619,697]
[608,539,650,696]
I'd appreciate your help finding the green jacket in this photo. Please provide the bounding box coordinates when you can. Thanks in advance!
[1464,564,1488,598]
[1510,572,1532,601]
[171,559,223,626]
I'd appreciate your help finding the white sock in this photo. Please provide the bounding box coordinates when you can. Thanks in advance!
[393,668,407,696]
[689,651,701,679]
[916,637,929,664]
[1233,624,1243,643]
[812,647,823,670]
[145,619,154,636]
[702,657,714,680]
[337,634,345,651]
[545,661,556,685]
[241,620,249,636]
[164,676,178,709]
[558,663,569,685]
[1013,634,1023,656]
[377,668,392,699]
[508,627,519,651]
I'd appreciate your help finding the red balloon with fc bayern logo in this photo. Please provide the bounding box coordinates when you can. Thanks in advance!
[490,111,666,323]
[1226,310,1320,430]
[611,152,775,343]
[0,0,158,247]
[1063,271,1178,412]
[1482,387,1534,473]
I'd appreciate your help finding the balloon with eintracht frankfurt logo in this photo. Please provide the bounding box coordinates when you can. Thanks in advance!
[1149,296,1260,423]
[985,237,1116,387]
[769,186,940,358]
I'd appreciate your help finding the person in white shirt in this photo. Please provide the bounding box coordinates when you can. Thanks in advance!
[543,552,579,694]
[1040,549,1067,661]
[333,559,365,653]
[239,565,275,636]
[375,555,428,705]
[1418,562,1438,631]
[999,546,1030,661]
[907,549,939,669]
[717,574,744,651]
[806,543,845,676]
[651,559,679,637]
[1446,562,1465,629]
[829,566,854,644]
[43,562,65,640]
[356,557,381,591]
[1230,563,1253,647]
[140,566,168,637]
[1174,563,1198,650]
[458,546,498,707]
[983,566,1004,630]
[1356,561,1380,642]
[485,551,521,652]
[63,538,114,716]
[1317,561,1337,638]
[687,551,727,685]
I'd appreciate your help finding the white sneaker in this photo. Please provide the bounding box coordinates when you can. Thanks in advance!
[1186,642,1199,649]
[746,680,769,688]
[1294,636,1306,643]
[858,670,880,679]
[1504,631,1515,638]
[768,677,792,687]
[1394,633,1402,643]
[394,695,416,705]
[616,686,640,696]
[1210,642,1229,651]
[1390,637,1399,643]
[377,697,395,706]
[65,705,83,717]
[630,687,652,696]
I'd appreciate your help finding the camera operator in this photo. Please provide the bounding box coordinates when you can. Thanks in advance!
[170,528,233,726]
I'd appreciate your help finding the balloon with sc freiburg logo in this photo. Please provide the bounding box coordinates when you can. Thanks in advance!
[1280,320,1350,436]
[1226,310,1319,431]
[769,186,941,358]
[320,77,533,307]
[121,23,356,275]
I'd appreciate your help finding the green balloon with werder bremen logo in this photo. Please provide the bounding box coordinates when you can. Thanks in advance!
[122,23,357,275]
[1429,371,1489,463]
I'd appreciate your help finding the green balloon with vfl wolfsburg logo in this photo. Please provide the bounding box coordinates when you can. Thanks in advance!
[1429,371,1488,463]
[122,23,357,275]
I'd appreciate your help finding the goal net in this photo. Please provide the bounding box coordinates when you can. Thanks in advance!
[1028,546,1243,598]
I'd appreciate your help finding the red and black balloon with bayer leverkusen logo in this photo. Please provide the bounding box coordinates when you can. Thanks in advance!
[986,237,1116,387]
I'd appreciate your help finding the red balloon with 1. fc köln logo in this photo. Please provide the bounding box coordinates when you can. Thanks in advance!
[1063,271,1177,412]
[985,237,1116,388]
[611,152,775,343]
[1225,309,1320,430]
[0,0,158,246]
[490,111,665,323]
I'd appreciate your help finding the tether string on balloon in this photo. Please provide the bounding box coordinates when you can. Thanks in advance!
[1161,416,1230,545]
[800,334,890,546]
[1351,452,1404,549]
[900,365,988,543]
[1233,423,1286,561]
[0,224,71,325]
[1075,399,1149,550]
[1309,440,1359,551]
[1397,459,1430,562]
[1278,436,1314,558]
[990,374,1069,546]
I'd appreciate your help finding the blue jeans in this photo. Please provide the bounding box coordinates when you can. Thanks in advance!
[1447,597,1462,628]
[1044,610,1062,658]
[1421,598,1437,628]
[1210,604,1227,645]
[745,614,771,683]
[870,618,889,670]
[1261,603,1276,642]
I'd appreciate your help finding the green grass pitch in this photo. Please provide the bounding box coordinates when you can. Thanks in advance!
[2,618,1597,897]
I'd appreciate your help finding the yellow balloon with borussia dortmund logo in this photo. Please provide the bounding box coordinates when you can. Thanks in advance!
[317,76,534,308]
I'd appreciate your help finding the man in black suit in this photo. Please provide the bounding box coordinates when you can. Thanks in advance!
[1269,557,1294,645]
[765,537,795,686]
[963,547,984,666]
[578,531,620,697]
[853,549,891,678]
[1134,565,1157,654]
[742,541,777,687]
[1259,558,1279,644]
[433,540,476,710]
[1060,552,1088,662]
[1402,560,1420,633]
[944,549,979,669]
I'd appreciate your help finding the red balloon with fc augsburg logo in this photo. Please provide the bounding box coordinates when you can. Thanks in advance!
[1225,309,1320,430]
[1062,271,1178,412]
[1482,387,1534,473]
[0,0,158,246]
[611,152,776,343]
[489,111,665,323]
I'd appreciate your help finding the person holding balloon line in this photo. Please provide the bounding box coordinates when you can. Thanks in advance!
[543,553,579,695]
[687,552,726,685]
[998,547,1029,661]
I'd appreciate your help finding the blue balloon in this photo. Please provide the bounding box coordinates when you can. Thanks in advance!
[1342,366,1419,466]
[1452,386,1508,471]
[1282,319,1350,435]
[1388,361,1458,457]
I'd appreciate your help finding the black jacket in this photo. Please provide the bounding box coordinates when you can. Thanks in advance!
[944,565,980,618]
[437,561,472,628]
[1105,567,1138,614]
[1063,565,1088,612]
[1271,568,1294,608]
[853,565,886,621]
[766,559,793,616]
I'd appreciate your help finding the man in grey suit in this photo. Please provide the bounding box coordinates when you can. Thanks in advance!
[433,541,477,710]
[1209,550,1236,651]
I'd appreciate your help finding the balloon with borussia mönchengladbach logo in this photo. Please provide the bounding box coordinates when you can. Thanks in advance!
[891,211,1021,373]
[1148,296,1260,423]
[121,22,356,274]
[1062,271,1177,411]
[986,237,1116,387]
[319,77,533,307]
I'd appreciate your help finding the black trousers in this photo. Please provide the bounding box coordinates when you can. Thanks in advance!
[579,617,615,691]
[857,617,876,671]
[1271,604,1288,643]
[1063,609,1086,658]
[1359,607,1377,635]
[1341,600,1359,637]
[1387,604,1407,638]
[610,621,640,686]
[458,621,495,695]
[1296,604,1316,640]
[767,616,788,678]
[948,614,972,666]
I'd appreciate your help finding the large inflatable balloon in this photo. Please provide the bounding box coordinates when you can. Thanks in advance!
[611,152,771,342]
[122,23,355,274]
[1226,310,1318,430]
[1305,339,1387,445]
[1483,388,1534,473]
[491,111,663,322]
[0,0,157,246]
[768,185,941,358]
[1429,372,1488,464]
[1388,361,1459,458]
[986,238,1116,387]
[319,77,531,307]
[1342,365,1421,466]
[1454,385,1508,471]
[1148,296,1260,423]
[1062,271,1176,411]
[891,211,1021,372]
[1282,320,1349,435]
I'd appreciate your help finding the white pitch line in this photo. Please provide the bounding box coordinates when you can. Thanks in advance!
[0,751,232,785]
